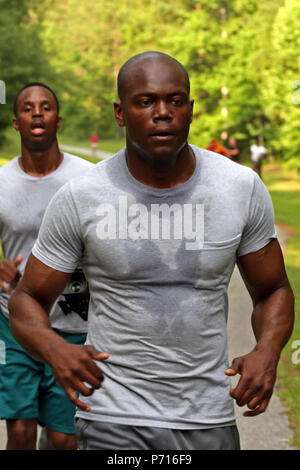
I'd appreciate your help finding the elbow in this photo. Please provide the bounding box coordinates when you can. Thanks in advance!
[8,290,19,336]
[8,288,20,318]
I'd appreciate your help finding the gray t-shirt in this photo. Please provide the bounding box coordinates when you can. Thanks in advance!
[32,145,277,428]
[0,152,93,333]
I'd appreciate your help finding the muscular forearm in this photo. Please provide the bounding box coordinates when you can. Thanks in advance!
[9,290,69,363]
[251,284,295,361]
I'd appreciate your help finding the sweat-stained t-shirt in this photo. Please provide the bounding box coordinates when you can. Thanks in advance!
[32,145,277,428]
[0,152,93,333]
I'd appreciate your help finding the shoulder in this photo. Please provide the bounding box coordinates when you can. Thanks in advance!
[0,157,20,184]
[62,152,95,169]
[66,150,124,193]
[190,144,260,204]
[58,153,96,181]
[0,157,19,174]
[191,144,255,181]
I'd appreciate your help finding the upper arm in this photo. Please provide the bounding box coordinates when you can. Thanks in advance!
[237,239,291,303]
[14,253,71,313]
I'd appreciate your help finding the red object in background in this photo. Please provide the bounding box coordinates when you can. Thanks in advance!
[206,139,229,157]
[90,134,99,144]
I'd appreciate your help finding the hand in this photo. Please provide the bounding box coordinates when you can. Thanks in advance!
[0,254,22,294]
[225,348,277,417]
[49,343,109,412]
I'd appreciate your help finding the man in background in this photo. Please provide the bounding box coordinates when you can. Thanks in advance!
[0,82,93,449]
[227,137,240,163]
[250,136,267,177]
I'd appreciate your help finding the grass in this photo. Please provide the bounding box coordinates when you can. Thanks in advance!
[262,165,300,449]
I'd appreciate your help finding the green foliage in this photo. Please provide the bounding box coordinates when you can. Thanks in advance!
[264,0,300,165]
[0,0,55,146]
[1,0,299,170]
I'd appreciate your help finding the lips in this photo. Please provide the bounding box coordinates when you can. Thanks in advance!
[30,121,46,136]
[149,130,176,142]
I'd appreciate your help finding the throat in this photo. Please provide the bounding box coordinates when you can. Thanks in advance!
[126,145,196,189]
[19,152,64,177]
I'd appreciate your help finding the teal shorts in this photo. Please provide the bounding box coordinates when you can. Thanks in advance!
[0,309,86,434]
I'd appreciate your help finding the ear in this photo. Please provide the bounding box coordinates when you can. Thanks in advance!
[57,116,62,129]
[189,99,194,124]
[12,117,19,132]
[113,101,125,127]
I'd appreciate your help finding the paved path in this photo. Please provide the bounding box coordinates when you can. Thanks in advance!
[60,144,113,160]
[0,228,295,450]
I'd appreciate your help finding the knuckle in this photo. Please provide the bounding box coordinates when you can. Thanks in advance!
[61,369,73,382]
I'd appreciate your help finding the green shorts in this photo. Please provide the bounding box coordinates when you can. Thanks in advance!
[0,309,86,434]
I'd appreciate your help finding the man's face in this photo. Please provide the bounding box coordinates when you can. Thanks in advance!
[13,86,61,152]
[114,58,193,165]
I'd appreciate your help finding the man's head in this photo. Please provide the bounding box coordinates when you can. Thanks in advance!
[229,137,236,147]
[114,51,193,166]
[13,83,61,153]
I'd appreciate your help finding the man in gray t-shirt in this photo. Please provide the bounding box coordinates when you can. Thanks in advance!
[0,82,93,450]
[9,53,294,450]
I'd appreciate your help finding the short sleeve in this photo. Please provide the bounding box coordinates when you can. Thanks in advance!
[32,182,83,272]
[237,173,277,257]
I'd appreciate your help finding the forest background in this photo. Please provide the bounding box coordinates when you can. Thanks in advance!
[1,0,300,169]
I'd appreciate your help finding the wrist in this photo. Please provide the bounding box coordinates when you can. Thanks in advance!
[40,330,70,365]
[25,327,68,365]
[253,341,281,366]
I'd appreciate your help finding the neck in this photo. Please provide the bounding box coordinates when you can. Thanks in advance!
[19,140,63,177]
[125,143,196,189]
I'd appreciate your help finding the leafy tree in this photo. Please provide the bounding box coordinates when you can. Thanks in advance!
[4,0,297,169]
[162,0,283,153]
[0,0,55,146]
[263,0,300,167]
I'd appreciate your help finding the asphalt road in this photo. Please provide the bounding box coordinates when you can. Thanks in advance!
[0,228,295,450]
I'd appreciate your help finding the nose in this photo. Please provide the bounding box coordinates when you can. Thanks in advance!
[153,100,172,120]
[32,104,43,117]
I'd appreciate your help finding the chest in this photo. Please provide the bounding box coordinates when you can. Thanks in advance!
[0,180,62,236]
[81,193,244,283]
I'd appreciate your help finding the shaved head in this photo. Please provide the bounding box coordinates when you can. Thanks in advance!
[117,51,190,102]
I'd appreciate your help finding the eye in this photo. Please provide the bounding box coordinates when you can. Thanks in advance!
[171,96,184,105]
[138,98,152,107]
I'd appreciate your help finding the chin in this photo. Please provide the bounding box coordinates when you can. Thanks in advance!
[132,141,186,166]
[24,137,55,153]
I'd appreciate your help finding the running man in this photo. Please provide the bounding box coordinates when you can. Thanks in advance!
[9,54,294,450]
[0,83,93,450]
